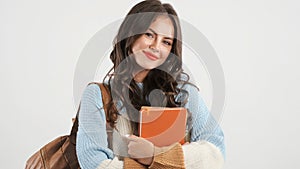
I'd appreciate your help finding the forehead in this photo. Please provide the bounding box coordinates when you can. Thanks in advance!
[148,16,174,38]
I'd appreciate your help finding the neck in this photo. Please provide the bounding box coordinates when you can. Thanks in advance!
[133,69,150,83]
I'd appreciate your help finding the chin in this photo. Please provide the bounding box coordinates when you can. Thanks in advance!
[142,65,158,70]
[137,62,156,70]
[141,67,155,70]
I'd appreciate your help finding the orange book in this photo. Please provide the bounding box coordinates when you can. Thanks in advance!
[139,106,187,147]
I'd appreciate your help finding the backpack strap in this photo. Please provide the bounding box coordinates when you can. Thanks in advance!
[94,82,114,150]
[70,82,114,150]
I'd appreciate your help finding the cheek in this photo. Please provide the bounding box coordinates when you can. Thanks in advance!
[131,43,139,54]
[161,48,172,59]
[132,38,149,53]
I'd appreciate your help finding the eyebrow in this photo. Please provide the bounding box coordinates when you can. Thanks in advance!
[149,28,174,40]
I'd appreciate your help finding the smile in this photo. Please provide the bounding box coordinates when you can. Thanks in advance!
[143,51,158,61]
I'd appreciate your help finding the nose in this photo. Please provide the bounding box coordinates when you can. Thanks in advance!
[149,38,159,52]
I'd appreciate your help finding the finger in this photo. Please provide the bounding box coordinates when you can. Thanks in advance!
[127,140,136,148]
[126,135,139,142]
[183,142,190,145]
[127,142,138,158]
[121,134,131,142]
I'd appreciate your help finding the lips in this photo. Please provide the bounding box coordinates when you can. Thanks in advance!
[143,51,158,61]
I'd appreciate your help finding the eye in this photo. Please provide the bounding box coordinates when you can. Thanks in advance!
[163,40,173,46]
[145,32,154,38]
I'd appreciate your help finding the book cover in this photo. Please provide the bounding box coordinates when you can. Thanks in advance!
[139,106,187,147]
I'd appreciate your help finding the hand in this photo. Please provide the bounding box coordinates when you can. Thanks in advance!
[183,142,190,145]
[126,135,154,165]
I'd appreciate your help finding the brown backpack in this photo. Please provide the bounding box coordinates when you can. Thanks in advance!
[25,82,113,169]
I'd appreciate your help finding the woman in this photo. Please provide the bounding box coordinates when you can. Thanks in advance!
[76,0,225,168]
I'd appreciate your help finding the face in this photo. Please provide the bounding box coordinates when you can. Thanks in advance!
[131,15,175,70]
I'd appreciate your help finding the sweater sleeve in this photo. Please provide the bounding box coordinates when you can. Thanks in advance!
[180,84,226,168]
[96,158,124,169]
[182,141,224,169]
[76,84,123,169]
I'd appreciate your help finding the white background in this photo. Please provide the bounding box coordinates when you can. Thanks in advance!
[1,0,299,168]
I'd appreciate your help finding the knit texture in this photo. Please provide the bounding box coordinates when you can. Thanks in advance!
[96,158,123,169]
[182,141,224,169]
[76,83,225,169]
[124,158,147,169]
[149,143,185,169]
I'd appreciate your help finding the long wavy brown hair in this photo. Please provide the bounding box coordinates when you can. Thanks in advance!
[102,0,192,134]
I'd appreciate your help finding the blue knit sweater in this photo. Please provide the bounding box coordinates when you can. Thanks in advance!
[76,83,225,169]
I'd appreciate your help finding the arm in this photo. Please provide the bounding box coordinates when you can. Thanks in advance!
[182,141,224,169]
[126,136,185,169]
[182,84,225,169]
[126,84,225,168]
[76,84,123,169]
[77,84,172,169]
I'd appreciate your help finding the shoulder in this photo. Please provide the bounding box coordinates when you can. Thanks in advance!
[83,83,102,97]
[177,82,200,99]
[81,83,104,107]
[179,83,199,93]
[175,82,199,105]
[176,82,207,108]
[78,83,106,122]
